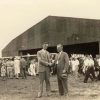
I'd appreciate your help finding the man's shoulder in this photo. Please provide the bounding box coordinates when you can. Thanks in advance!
[20,59,24,62]
[37,50,42,54]
[62,52,68,55]
[46,50,50,54]
[37,49,49,54]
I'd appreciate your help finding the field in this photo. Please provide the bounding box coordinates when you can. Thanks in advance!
[0,74,100,100]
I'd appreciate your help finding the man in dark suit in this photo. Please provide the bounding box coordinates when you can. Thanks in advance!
[55,44,69,96]
[37,42,52,98]
[20,57,27,79]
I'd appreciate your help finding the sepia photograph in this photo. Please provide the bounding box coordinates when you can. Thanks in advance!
[0,0,100,100]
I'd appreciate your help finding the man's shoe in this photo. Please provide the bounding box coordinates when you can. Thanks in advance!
[46,93,51,97]
[59,94,64,96]
[64,93,69,97]
[37,92,42,98]
[84,81,87,83]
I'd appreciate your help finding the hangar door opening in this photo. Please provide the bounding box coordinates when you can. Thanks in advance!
[48,42,99,57]
[19,42,99,57]
[19,48,41,56]
[63,42,99,57]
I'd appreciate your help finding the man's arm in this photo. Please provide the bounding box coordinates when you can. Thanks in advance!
[37,51,50,67]
[54,54,58,64]
[63,53,69,73]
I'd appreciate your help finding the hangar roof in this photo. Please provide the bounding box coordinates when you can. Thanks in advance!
[2,16,100,56]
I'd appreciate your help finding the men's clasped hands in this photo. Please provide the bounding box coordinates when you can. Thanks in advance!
[48,62,55,67]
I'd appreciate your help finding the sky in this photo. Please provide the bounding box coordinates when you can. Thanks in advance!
[0,0,100,57]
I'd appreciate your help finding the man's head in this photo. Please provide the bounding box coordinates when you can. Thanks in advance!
[57,44,63,53]
[42,42,48,50]
[21,57,25,60]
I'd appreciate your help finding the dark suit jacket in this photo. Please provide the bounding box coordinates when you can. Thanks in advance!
[37,49,51,72]
[20,59,27,68]
[55,51,69,76]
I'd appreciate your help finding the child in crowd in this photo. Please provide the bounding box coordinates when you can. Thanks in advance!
[1,64,6,81]
[28,59,36,78]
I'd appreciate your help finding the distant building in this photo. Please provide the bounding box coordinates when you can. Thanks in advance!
[2,16,100,57]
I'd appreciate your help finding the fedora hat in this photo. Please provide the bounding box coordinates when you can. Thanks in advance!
[61,73,67,78]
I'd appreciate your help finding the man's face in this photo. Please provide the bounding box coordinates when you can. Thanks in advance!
[43,44,48,50]
[57,45,62,53]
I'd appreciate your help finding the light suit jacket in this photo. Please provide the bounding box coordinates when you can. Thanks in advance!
[37,49,50,72]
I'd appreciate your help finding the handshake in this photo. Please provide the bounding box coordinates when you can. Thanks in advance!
[48,62,55,67]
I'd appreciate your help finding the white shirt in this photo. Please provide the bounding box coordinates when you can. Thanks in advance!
[42,49,46,53]
[84,58,94,67]
[56,51,62,64]
[71,59,79,71]
[97,58,100,66]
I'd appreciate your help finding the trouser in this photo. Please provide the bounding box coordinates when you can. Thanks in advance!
[57,75,68,95]
[0,66,1,76]
[73,70,78,80]
[78,65,83,74]
[22,68,27,78]
[52,66,57,75]
[84,67,95,83]
[97,70,100,80]
[38,71,51,96]
[72,66,79,80]
[7,67,13,78]
[95,66,100,80]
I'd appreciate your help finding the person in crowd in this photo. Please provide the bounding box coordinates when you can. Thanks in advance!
[0,58,2,76]
[6,58,14,79]
[1,61,6,80]
[28,59,36,77]
[26,56,30,72]
[50,54,56,75]
[14,56,20,79]
[78,57,84,74]
[55,44,69,96]
[6,59,9,78]
[20,57,27,79]
[10,58,14,78]
[4,59,8,76]
[37,42,52,98]
[83,55,96,83]
[70,57,79,80]
[96,57,100,80]
[34,58,39,75]
[68,58,72,74]
[93,57,99,79]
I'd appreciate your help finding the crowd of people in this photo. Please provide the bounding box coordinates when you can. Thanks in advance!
[69,54,100,83]
[1,53,100,83]
[0,53,100,81]
[0,56,39,80]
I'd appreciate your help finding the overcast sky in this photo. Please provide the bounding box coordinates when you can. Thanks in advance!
[0,0,100,57]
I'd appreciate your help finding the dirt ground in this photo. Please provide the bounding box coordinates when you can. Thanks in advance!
[0,74,100,100]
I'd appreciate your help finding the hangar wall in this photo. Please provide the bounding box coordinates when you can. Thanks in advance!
[2,16,100,57]
[48,16,100,46]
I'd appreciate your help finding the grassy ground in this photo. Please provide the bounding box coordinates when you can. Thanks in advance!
[0,74,100,100]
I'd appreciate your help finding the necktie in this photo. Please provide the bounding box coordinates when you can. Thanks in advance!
[57,52,61,64]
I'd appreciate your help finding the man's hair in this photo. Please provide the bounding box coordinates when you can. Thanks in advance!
[42,42,48,45]
[57,44,63,48]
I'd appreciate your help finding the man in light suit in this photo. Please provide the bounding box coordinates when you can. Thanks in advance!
[55,44,69,96]
[37,42,52,98]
